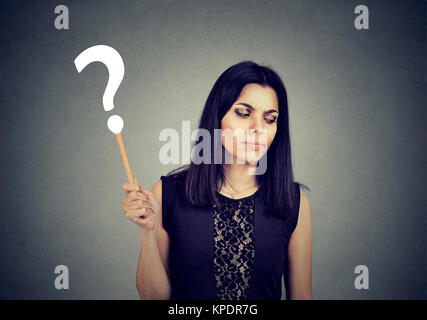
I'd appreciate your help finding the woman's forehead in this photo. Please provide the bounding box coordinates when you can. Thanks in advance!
[236,84,278,110]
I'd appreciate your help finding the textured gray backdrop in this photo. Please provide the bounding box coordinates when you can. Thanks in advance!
[0,0,425,299]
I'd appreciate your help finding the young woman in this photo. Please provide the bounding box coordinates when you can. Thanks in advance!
[122,61,312,300]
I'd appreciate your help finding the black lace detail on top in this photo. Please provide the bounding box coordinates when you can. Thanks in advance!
[213,192,256,300]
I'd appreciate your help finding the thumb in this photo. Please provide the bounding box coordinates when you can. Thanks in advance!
[134,177,144,192]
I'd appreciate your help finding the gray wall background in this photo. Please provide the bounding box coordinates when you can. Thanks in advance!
[0,0,425,299]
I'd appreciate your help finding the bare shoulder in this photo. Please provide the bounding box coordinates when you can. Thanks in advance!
[151,179,165,226]
[295,188,312,231]
[150,178,170,277]
[151,179,162,203]
[300,188,310,209]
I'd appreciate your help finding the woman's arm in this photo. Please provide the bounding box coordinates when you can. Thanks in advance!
[287,188,313,299]
[136,179,171,299]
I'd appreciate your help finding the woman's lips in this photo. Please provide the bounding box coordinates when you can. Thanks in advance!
[243,141,266,151]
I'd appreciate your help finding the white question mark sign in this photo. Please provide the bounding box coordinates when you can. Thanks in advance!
[74,45,125,134]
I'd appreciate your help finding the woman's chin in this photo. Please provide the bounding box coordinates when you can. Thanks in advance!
[236,151,264,165]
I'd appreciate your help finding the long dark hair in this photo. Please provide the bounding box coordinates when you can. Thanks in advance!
[166,60,309,220]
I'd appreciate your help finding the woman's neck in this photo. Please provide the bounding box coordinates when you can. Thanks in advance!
[221,163,258,191]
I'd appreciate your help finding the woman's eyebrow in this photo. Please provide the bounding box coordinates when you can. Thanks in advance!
[236,102,278,114]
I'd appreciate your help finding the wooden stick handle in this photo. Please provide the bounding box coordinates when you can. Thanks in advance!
[115,132,135,183]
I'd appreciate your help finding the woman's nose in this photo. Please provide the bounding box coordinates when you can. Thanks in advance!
[249,115,265,134]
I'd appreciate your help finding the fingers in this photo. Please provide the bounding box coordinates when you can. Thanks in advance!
[140,188,155,202]
[125,191,148,202]
[123,196,154,214]
[122,191,149,205]
[125,207,154,218]
[126,199,142,210]
[126,209,155,230]
[126,199,152,210]
[123,181,144,193]
[122,179,157,231]
[125,207,155,227]
[123,196,151,209]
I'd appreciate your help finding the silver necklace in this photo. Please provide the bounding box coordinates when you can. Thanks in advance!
[222,174,258,199]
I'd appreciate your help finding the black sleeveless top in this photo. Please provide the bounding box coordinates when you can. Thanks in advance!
[160,172,301,300]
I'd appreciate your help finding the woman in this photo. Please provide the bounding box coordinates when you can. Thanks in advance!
[122,61,312,300]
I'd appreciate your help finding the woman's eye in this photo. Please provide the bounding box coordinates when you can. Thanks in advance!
[235,109,277,124]
[235,110,250,118]
[266,118,277,124]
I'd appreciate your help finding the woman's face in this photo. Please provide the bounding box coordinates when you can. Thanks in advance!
[221,83,279,164]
